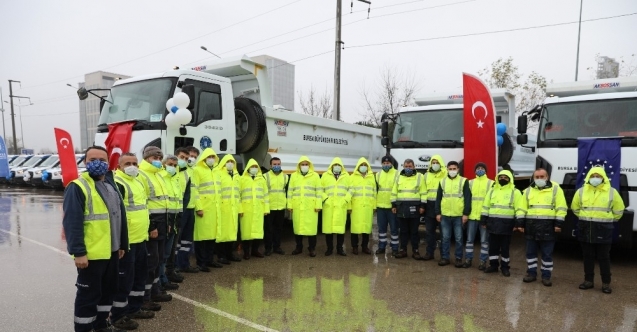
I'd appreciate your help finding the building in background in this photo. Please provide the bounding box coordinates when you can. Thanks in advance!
[596,56,620,79]
[252,55,295,110]
[77,71,130,150]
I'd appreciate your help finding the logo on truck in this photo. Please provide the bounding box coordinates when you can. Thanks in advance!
[303,135,348,146]
[275,119,288,137]
[418,155,431,162]
[593,82,620,89]
[448,94,463,99]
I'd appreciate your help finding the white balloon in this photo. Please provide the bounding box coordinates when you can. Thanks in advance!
[165,98,176,112]
[173,92,190,109]
[175,108,192,124]
[164,112,181,129]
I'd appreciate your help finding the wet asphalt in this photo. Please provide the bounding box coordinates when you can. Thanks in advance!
[0,187,636,332]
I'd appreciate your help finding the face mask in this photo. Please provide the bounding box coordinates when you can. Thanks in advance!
[226,162,234,171]
[300,165,309,173]
[166,166,176,176]
[86,160,108,177]
[188,157,196,166]
[589,177,603,187]
[404,168,414,176]
[359,166,368,173]
[151,160,162,169]
[177,159,187,168]
[249,168,258,175]
[475,170,486,177]
[272,165,281,173]
[448,170,458,178]
[382,165,392,172]
[205,158,215,167]
[534,179,547,188]
[431,164,441,172]
[332,165,342,174]
[499,179,509,186]
[124,166,138,177]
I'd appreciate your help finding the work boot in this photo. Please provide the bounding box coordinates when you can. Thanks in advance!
[523,274,537,283]
[161,282,179,291]
[478,260,487,271]
[243,251,251,260]
[291,247,303,255]
[178,266,199,273]
[462,259,472,268]
[542,278,552,287]
[438,258,450,266]
[252,251,264,258]
[167,271,184,283]
[422,253,434,261]
[395,250,407,259]
[362,247,372,255]
[325,249,333,256]
[126,310,155,320]
[391,249,399,257]
[218,257,230,265]
[151,293,172,303]
[207,261,223,268]
[454,259,464,268]
[309,249,316,257]
[375,247,386,254]
[273,248,285,255]
[112,316,139,330]
[579,281,594,290]
[352,247,359,255]
[95,325,126,332]
[412,251,423,260]
[197,265,210,272]
[264,249,272,256]
[230,253,242,262]
[501,268,511,277]
[602,283,612,294]
[484,265,499,273]
[337,248,347,256]
[141,301,161,312]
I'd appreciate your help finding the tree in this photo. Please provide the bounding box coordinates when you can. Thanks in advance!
[4,137,24,155]
[354,120,380,129]
[360,65,419,128]
[298,85,332,118]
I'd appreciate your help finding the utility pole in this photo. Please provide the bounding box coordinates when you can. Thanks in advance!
[575,0,583,81]
[8,80,29,154]
[0,87,6,140]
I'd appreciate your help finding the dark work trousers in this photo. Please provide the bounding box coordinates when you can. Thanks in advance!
[351,233,370,248]
[217,223,241,260]
[242,239,262,254]
[399,217,420,252]
[73,251,119,332]
[580,242,612,284]
[194,240,216,267]
[295,235,317,250]
[159,213,177,285]
[111,242,147,323]
[165,212,181,274]
[176,209,195,269]
[424,215,440,256]
[525,240,555,280]
[488,234,512,269]
[264,209,285,251]
[325,233,345,250]
[145,209,166,303]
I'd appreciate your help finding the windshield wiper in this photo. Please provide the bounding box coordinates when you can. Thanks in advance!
[393,140,428,148]
[429,139,463,144]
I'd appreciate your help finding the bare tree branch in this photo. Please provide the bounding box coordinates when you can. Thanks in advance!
[359,65,419,127]
[298,85,332,118]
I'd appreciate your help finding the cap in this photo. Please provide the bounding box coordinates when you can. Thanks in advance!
[475,162,487,172]
[143,146,163,159]
[381,156,392,163]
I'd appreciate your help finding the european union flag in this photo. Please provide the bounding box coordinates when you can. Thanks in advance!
[577,138,622,190]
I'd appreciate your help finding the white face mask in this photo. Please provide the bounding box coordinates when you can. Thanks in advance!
[448,170,458,178]
[431,163,441,172]
[332,165,342,174]
[589,177,603,187]
[165,165,177,176]
[249,167,258,175]
[359,166,368,173]
[205,158,215,167]
[188,157,196,166]
[226,162,234,171]
[124,166,138,177]
[300,165,309,173]
[534,179,547,188]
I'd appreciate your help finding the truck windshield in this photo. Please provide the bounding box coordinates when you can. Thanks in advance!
[392,109,463,145]
[23,156,44,167]
[98,78,176,126]
[539,98,637,141]
[40,156,59,167]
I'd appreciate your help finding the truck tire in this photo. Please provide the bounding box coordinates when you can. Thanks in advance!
[498,133,514,166]
[235,97,266,153]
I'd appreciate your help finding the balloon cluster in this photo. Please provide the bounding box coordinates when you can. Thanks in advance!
[165,92,193,129]
[496,123,507,146]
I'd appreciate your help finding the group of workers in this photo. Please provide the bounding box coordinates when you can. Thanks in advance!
[63,147,625,332]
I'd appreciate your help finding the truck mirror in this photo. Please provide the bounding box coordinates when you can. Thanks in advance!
[517,115,528,134]
[381,121,388,137]
[381,137,389,147]
[181,85,196,110]
[77,87,89,101]
[496,115,502,123]
[99,99,106,112]
[517,134,528,145]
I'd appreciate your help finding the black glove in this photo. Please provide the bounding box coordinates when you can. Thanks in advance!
[480,215,488,227]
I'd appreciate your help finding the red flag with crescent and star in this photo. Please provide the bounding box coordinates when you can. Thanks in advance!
[462,73,497,180]
[105,121,135,170]
[54,128,79,187]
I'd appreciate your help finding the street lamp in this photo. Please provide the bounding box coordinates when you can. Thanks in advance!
[200,46,221,59]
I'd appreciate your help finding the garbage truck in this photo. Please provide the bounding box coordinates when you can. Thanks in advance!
[82,55,382,174]
[516,77,637,248]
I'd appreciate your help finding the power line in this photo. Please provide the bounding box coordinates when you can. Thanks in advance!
[22,111,78,117]
[347,12,637,49]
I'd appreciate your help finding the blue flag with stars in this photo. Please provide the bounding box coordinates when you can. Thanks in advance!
[577,138,621,191]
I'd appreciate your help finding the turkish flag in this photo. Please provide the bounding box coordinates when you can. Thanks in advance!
[105,121,135,170]
[463,73,497,180]
[54,128,79,187]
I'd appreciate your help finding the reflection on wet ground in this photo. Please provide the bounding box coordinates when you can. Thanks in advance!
[0,187,636,332]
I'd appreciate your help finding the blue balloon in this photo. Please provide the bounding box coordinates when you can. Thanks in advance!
[497,135,504,146]
[496,123,507,136]
[171,105,178,113]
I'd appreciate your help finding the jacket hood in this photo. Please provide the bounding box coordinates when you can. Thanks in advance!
[242,158,262,177]
[139,159,161,174]
[197,148,218,168]
[584,166,611,190]
[428,154,447,173]
[326,157,346,175]
[295,155,315,173]
[353,157,371,177]
[216,154,238,172]
[495,170,515,189]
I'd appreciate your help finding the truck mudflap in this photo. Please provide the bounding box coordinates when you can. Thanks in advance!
[559,210,634,249]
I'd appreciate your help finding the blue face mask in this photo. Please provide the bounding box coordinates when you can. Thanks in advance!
[87,160,108,177]
[166,166,177,176]
[272,165,281,173]
[151,160,162,169]
[475,170,486,177]
[177,159,187,168]
[382,165,392,172]
[404,168,414,175]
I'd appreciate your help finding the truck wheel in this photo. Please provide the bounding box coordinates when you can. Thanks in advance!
[498,133,514,166]
[235,97,266,153]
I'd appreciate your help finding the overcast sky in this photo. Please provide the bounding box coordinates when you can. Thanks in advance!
[0,0,635,152]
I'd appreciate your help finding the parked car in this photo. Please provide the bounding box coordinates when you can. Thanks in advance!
[8,155,51,185]
[42,154,85,189]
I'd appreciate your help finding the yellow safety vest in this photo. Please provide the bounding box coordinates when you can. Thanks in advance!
[376,169,398,209]
[162,170,182,214]
[264,171,288,211]
[72,172,112,260]
[138,161,169,214]
[424,171,446,202]
[180,167,196,209]
[114,171,150,244]
[440,176,467,217]
[391,173,426,204]
[523,182,567,221]
[468,177,493,220]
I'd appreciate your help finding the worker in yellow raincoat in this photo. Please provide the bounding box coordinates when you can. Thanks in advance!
[349,157,376,255]
[321,157,350,256]
[215,154,243,264]
[288,156,322,257]
[239,159,269,260]
[192,148,222,271]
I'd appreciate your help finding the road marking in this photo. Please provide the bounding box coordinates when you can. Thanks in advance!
[0,229,279,332]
